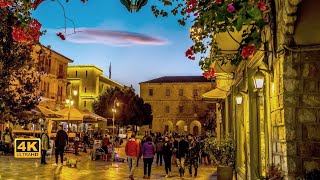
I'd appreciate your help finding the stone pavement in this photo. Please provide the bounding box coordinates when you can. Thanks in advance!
[0,149,217,180]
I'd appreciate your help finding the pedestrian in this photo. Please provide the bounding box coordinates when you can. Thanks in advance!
[102,135,110,154]
[142,136,156,179]
[40,129,50,165]
[187,134,200,178]
[163,135,173,178]
[173,134,189,179]
[125,134,140,180]
[53,125,68,166]
[3,127,13,156]
[83,132,89,152]
[155,138,164,166]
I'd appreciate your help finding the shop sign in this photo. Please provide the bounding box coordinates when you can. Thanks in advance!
[14,138,41,158]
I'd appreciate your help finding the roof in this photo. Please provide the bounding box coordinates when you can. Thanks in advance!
[99,75,124,88]
[140,76,213,83]
[40,45,74,63]
[68,65,103,72]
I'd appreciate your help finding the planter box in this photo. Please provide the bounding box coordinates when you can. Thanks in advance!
[217,166,233,180]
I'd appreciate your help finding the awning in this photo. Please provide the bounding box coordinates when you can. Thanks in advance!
[81,110,107,122]
[35,105,63,118]
[52,106,84,121]
[202,88,228,101]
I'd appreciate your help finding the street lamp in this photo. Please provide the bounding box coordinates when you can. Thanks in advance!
[112,98,120,137]
[253,69,265,89]
[235,93,243,105]
[66,85,77,132]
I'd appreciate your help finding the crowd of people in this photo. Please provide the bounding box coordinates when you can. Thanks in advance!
[125,132,210,180]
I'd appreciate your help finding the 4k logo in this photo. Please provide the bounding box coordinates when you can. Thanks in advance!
[14,138,41,159]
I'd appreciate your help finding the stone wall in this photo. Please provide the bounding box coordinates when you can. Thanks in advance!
[281,49,320,179]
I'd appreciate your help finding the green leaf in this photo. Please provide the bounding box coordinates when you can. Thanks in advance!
[236,17,243,31]
[248,7,261,21]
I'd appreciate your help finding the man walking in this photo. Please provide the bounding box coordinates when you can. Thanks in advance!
[187,134,200,178]
[173,135,189,179]
[155,137,164,166]
[125,134,140,180]
[53,125,68,166]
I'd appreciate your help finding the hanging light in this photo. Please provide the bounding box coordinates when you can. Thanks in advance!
[253,69,265,89]
[120,0,148,13]
[73,90,78,96]
[235,93,243,105]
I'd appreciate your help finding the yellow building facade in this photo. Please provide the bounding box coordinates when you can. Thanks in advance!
[33,45,73,110]
[67,65,124,112]
[140,76,215,135]
[201,1,320,179]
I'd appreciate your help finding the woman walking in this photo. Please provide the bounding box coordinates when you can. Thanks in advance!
[141,136,156,179]
[163,135,173,178]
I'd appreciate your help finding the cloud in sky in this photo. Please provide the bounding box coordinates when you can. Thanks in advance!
[55,28,168,46]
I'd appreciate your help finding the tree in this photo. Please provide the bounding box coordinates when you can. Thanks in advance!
[92,86,153,128]
[0,5,42,125]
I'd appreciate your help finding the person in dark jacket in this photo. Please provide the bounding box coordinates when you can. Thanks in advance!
[187,134,200,178]
[53,125,68,166]
[173,134,189,179]
[141,136,156,179]
[155,138,164,165]
[162,135,173,178]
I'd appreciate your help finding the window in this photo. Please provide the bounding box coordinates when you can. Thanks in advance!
[84,101,86,107]
[149,89,153,96]
[58,65,64,78]
[85,88,87,93]
[193,105,198,113]
[179,106,184,113]
[165,106,170,113]
[193,89,198,97]
[86,71,88,77]
[166,88,170,96]
[179,89,184,96]
[76,71,78,76]
[47,82,50,97]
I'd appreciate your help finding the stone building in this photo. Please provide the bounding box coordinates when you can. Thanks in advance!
[33,45,73,110]
[140,76,215,135]
[202,0,320,179]
[67,65,124,111]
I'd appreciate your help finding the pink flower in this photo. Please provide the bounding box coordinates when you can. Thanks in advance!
[227,3,235,13]
[257,2,266,12]
[194,12,198,16]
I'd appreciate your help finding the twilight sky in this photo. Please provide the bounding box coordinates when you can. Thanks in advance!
[32,0,202,92]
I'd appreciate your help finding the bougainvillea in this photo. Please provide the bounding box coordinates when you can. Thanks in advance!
[151,0,270,76]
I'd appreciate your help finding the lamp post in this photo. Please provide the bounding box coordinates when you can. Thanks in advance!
[111,98,120,137]
[66,87,77,132]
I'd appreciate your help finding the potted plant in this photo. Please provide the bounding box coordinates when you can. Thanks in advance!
[204,133,236,180]
[258,163,284,180]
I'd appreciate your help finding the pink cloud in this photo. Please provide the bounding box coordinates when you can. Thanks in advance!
[61,28,168,46]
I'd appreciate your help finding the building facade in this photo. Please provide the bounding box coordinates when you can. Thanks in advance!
[67,65,124,112]
[140,76,215,135]
[202,0,320,179]
[33,45,73,110]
